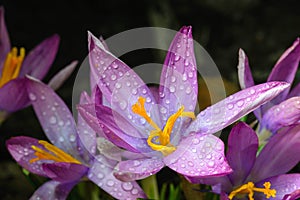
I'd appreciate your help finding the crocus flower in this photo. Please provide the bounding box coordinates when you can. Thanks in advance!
[238,39,300,137]
[0,7,76,115]
[189,122,300,200]
[6,77,146,200]
[78,26,289,182]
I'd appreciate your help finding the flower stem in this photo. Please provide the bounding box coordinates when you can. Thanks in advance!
[141,174,159,199]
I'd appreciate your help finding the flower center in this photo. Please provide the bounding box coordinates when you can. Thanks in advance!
[0,47,25,88]
[30,140,81,164]
[132,96,195,156]
[228,182,276,200]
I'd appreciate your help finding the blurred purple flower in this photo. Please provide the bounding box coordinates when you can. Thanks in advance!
[189,122,300,200]
[78,26,289,181]
[238,39,300,137]
[0,7,76,114]
[6,77,146,200]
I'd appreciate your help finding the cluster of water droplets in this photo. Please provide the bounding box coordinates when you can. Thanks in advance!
[165,133,230,177]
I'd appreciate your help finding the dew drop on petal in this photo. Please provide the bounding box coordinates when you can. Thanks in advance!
[40,95,45,100]
[69,135,76,142]
[49,116,57,124]
[58,137,64,142]
[115,82,122,89]
[170,86,176,93]
[237,100,244,107]
[107,179,114,187]
[131,188,139,195]
[97,173,104,179]
[250,89,255,94]
[227,103,234,110]
[119,100,127,110]
[207,161,215,168]
[111,74,117,81]
[29,93,37,101]
[186,87,192,94]
[122,182,133,191]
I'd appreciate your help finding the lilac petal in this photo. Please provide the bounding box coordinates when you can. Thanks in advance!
[20,34,60,79]
[250,124,300,182]
[237,49,262,119]
[237,49,255,89]
[88,156,147,199]
[256,174,300,200]
[42,162,88,183]
[30,180,77,200]
[159,26,198,116]
[77,104,152,153]
[186,176,232,193]
[261,97,300,132]
[6,136,49,176]
[283,189,300,200]
[226,122,258,186]
[26,77,84,161]
[265,38,300,107]
[77,92,97,156]
[48,61,77,90]
[164,133,232,178]
[185,81,290,135]
[114,157,164,181]
[0,6,10,71]
[0,78,29,112]
[288,82,300,98]
[88,32,161,131]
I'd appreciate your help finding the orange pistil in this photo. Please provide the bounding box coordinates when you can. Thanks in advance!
[0,47,25,87]
[30,140,81,164]
[132,96,195,156]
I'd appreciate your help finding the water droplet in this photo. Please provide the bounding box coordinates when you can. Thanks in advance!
[181,164,186,168]
[69,135,76,142]
[112,62,118,69]
[111,74,117,81]
[126,82,131,87]
[122,182,133,191]
[160,107,167,114]
[188,72,193,78]
[40,95,45,100]
[115,82,122,89]
[29,93,36,101]
[250,89,255,94]
[227,103,234,110]
[191,148,197,153]
[192,138,200,144]
[118,71,123,77]
[131,88,137,95]
[186,87,192,94]
[131,188,139,195]
[170,86,176,93]
[171,76,176,83]
[119,100,127,110]
[188,161,194,167]
[237,100,244,107]
[174,54,180,61]
[107,179,114,186]
[133,160,141,166]
[182,73,187,81]
[58,137,64,142]
[207,161,215,167]
[97,173,104,179]
[142,89,147,94]
[49,116,57,124]
[184,60,189,66]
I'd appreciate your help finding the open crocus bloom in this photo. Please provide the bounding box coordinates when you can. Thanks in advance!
[6,77,146,200]
[0,7,76,114]
[238,38,300,140]
[78,26,289,181]
[189,122,300,200]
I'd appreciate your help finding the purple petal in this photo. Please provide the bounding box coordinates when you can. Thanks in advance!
[20,34,60,79]
[77,104,152,153]
[48,61,77,91]
[6,136,49,176]
[237,49,255,89]
[185,81,290,135]
[226,122,258,186]
[186,176,232,193]
[30,180,77,200]
[264,38,300,108]
[256,174,300,200]
[42,162,88,183]
[88,32,161,132]
[261,97,300,132]
[77,92,97,156]
[159,26,198,117]
[250,124,300,182]
[164,133,232,178]
[283,189,300,200]
[26,77,84,161]
[288,82,300,98]
[88,156,147,199]
[114,157,164,181]
[0,6,11,71]
[237,49,262,119]
[0,78,29,112]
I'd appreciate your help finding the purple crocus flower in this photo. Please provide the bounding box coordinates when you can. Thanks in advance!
[238,39,300,136]
[78,26,289,182]
[6,77,146,200]
[188,122,300,200]
[0,7,76,114]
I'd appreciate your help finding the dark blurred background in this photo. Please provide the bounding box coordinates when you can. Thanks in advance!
[0,0,300,199]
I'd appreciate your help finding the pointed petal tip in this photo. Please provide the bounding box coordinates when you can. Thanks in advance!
[179,26,193,37]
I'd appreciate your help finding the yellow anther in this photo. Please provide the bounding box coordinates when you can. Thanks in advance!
[228,182,276,200]
[132,96,195,156]
[30,140,81,164]
[0,47,25,87]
